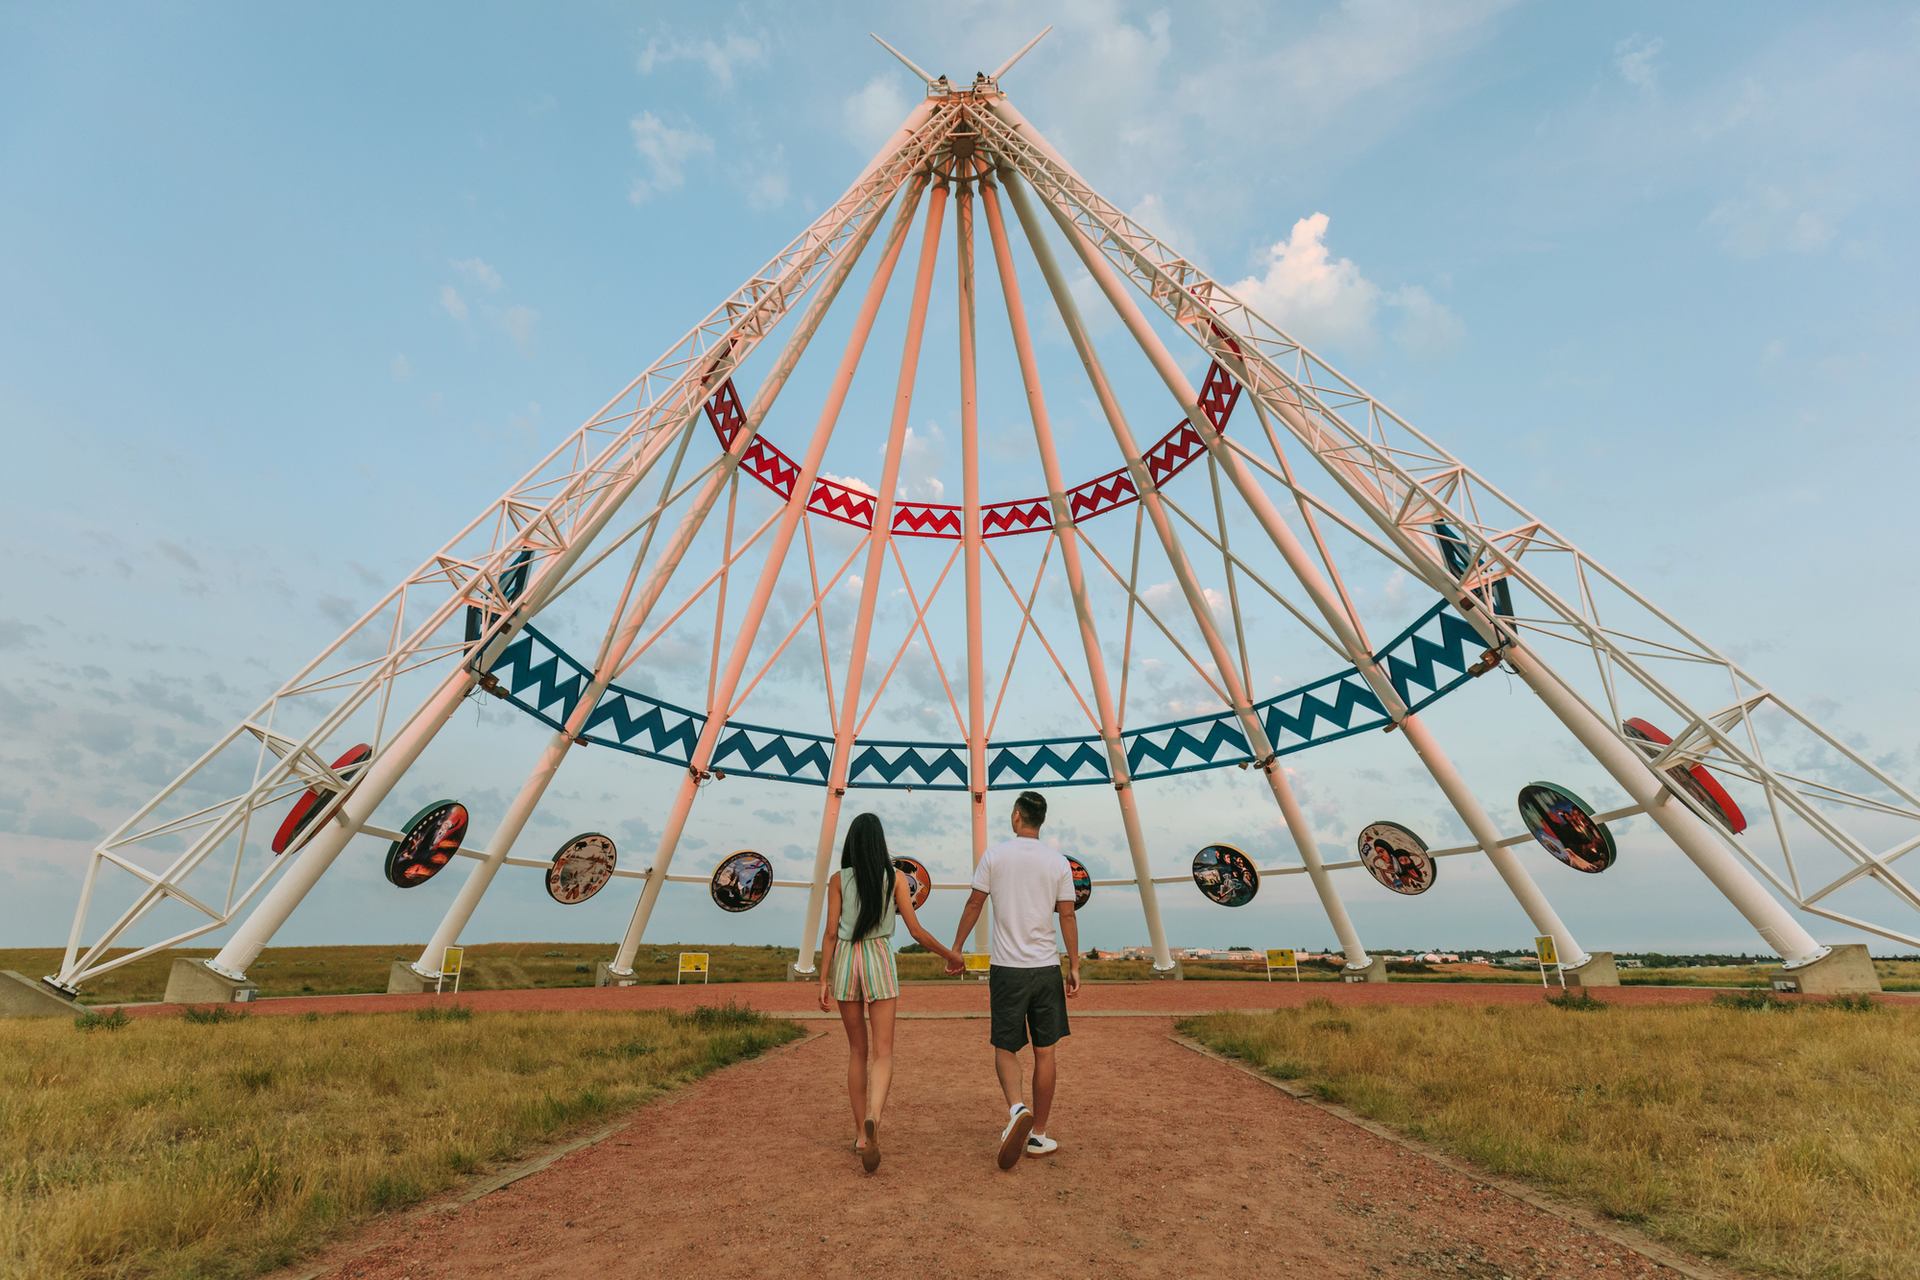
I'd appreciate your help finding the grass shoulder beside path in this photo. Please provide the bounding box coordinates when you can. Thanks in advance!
[1,1003,799,1280]
[1184,995,1920,1280]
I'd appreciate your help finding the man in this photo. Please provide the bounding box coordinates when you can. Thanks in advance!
[950,790,1081,1170]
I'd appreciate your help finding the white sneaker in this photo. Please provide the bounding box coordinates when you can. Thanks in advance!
[1025,1132,1058,1157]
[997,1105,1035,1170]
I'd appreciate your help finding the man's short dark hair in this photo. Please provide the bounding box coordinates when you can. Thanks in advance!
[1013,790,1047,830]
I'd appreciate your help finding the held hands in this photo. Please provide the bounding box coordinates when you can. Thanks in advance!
[943,949,964,976]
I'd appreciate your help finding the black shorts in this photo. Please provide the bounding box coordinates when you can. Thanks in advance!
[989,963,1070,1052]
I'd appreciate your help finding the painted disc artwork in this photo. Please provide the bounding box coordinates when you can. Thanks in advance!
[1517,782,1617,874]
[464,548,535,645]
[1357,821,1437,896]
[384,800,468,888]
[547,832,617,905]
[1192,844,1260,907]
[1433,520,1513,618]
[891,857,932,911]
[1621,718,1748,834]
[711,850,774,913]
[1065,855,1093,910]
[271,743,372,855]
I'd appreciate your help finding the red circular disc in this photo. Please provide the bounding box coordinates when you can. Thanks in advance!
[271,744,373,855]
[1622,718,1747,834]
[891,856,932,910]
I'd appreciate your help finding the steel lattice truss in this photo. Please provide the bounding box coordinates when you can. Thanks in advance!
[47,48,1920,996]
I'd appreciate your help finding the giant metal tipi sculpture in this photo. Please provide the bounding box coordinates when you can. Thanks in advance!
[42,33,1918,1004]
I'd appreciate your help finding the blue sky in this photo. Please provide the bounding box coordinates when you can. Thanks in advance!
[3,2,1918,966]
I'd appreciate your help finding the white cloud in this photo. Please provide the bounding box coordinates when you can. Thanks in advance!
[1230,212,1381,349]
[1390,285,1465,357]
[819,471,876,496]
[637,29,769,90]
[450,257,502,292]
[390,354,412,381]
[501,304,539,354]
[628,111,714,203]
[897,422,947,503]
[842,74,912,153]
[1614,34,1664,94]
[1705,185,1833,256]
[742,149,790,211]
[438,285,468,323]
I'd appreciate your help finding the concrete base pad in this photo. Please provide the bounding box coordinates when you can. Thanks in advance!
[387,961,436,994]
[1563,951,1619,989]
[596,960,641,988]
[0,970,84,1018]
[786,961,819,983]
[163,958,258,1004]
[1772,943,1881,995]
[1148,961,1184,981]
[1342,957,1389,984]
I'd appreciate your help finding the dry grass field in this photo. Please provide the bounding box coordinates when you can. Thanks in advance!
[1185,996,1920,1280]
[0,1003,799,1280]
[7,944,1915,1006]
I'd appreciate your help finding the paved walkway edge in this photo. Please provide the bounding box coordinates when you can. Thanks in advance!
[1169,1033,1748,1280]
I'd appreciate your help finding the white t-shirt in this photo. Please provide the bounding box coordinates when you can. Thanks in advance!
[971,836,1075,968]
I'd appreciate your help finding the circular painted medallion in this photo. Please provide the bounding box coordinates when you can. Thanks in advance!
[710,849,774,913]
[1065,855,1093,910]
[271,743,372,855]
[546,832,617,905]
[1517,782,1617,873]
[1621,718,1747,834]
[891,856,932,910]
[384,800,468,887]
[1357,821,1437,895]
[1192,844,1260,907]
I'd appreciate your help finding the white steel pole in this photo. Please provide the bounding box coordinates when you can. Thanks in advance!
[409,169,900,979]
[206,109,947,986]
[794,180,952,974]
[955,168,991,955]
[608,169,936,976]
[1040,194,1588,967]
[979,175,1176,973]
[999,165,1372,971]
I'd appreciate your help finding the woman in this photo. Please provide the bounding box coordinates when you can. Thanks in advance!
[816,812,963,1173]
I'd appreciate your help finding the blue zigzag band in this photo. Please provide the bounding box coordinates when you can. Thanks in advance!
[485,598,1480,789]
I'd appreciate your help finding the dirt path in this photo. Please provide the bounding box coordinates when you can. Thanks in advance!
[293,1016,1711,1280]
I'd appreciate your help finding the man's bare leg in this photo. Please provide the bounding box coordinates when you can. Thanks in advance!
[994,1045,1025,1110]
[1031,1043,1057,1133]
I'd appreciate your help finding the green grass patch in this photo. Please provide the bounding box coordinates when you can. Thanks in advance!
[1,1006,800,1279]
[1184,1001,1920,1280]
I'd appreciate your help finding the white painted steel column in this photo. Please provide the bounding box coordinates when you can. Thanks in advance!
[989,97,1822,966]
[794,180,951,974]
[208,106,948,985]
[410,166,900,978]
[955,169,991,955]
[999,166,1371,970]
[979,175,1176,972]
[1043,199,1587,967]
[609,171,935,975]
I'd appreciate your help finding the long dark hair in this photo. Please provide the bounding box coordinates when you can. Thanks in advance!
[841,812,895,940]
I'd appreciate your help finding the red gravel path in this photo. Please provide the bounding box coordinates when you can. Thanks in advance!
[287,1016,1725,1280]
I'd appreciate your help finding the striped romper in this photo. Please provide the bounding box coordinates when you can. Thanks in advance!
[829,866,900,1002]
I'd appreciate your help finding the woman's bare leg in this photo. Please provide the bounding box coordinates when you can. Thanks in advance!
[865,997,898,1129]
[837,999,869,1146]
